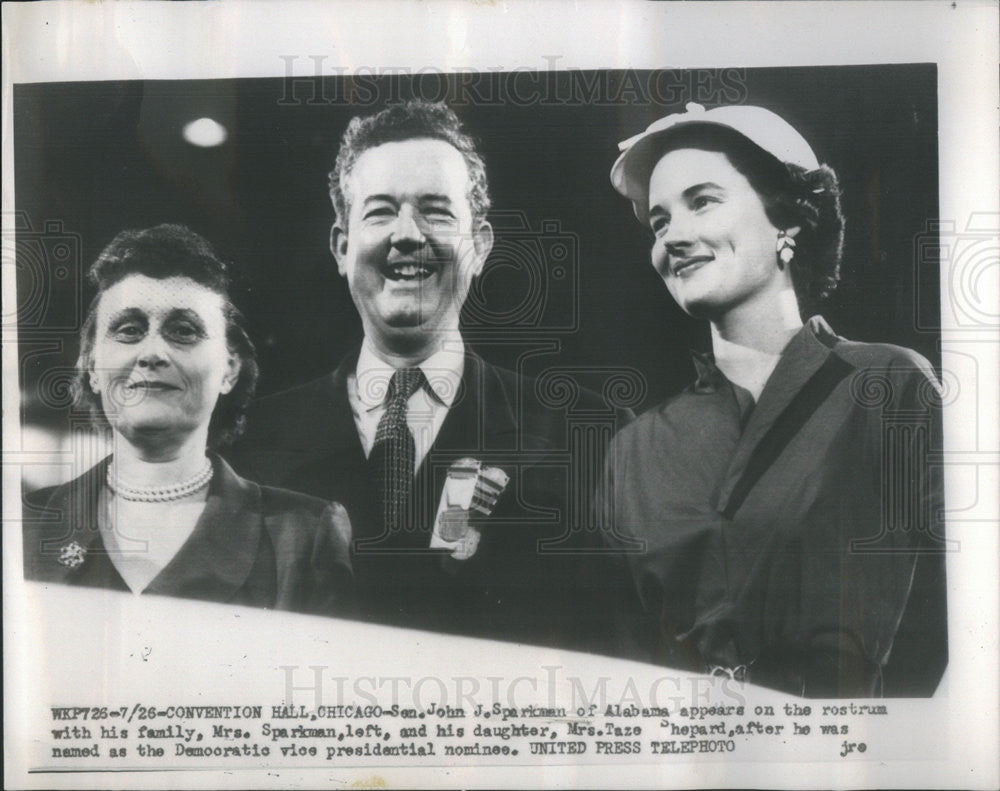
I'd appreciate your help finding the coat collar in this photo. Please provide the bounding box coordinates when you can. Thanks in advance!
[691,317,838,392]
[695,316,843,513]
[310,345,520,467]
[258,346,522,547]
[32,457,116,586]
[35,454,265,602]
[432,350,519,453]
[143,455,264,600]
[270,347,370,484]
[355,338,465,409]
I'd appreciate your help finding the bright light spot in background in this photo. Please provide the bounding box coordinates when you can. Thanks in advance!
[182,117,228,147]
[19,425,113,491]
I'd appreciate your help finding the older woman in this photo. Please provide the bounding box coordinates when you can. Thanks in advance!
[604,103,947,697]
[23,224,354,616]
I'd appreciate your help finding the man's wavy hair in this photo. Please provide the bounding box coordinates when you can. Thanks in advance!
[73,224,259,448]
[653,124,845,312]
[328,100,491,230]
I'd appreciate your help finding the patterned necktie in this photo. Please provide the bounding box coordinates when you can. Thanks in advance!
[369,367,426,539]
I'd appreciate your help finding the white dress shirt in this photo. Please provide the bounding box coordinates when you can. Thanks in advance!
[347,338,465,473]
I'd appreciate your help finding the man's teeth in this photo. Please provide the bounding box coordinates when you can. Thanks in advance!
[388,264,433,279]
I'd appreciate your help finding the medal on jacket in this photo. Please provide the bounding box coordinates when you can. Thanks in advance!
[431,458,510,563]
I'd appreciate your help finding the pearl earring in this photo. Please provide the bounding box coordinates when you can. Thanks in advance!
[776,230,796,267]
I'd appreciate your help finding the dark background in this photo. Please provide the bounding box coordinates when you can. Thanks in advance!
[15,65,940,446]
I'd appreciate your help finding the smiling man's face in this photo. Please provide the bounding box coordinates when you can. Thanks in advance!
[333,137,491,358]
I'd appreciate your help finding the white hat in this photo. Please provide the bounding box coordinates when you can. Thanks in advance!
[610,102,820,225]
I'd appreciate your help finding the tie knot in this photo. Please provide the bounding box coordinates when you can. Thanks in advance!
[388,367,425,404]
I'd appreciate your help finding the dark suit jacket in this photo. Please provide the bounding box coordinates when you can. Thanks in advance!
[227,349,636,653]
[22,454,355,617]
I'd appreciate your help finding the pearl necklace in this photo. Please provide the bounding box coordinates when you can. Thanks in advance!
[107,458,214,503]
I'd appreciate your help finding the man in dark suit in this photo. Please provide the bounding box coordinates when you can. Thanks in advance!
[228,100,633,653]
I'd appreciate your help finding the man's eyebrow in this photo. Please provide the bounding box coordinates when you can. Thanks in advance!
[418,194,453,203]
[361,194,397,206]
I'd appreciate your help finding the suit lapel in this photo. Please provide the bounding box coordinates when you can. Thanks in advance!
[420,352,515,457]
[410,353,519,539]
[325,351,368,464]
[715,317,847,517]
[31,459,129,590]
[144,456,263,601]
[283,350,372,505]
[407,353,482,544]
[477,353,521,448]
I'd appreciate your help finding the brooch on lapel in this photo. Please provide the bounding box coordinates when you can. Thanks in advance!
[58,541,87,570]
[431,458,510,565]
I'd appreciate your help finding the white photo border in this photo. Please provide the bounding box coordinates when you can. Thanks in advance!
[3,2,998,789]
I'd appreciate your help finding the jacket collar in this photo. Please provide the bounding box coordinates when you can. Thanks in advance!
[691,317,838,393]
[427,349,519,455]
[37,454,264,601]
[144,455,263,600]
[355,338,465,409]
[278,346,369,471]
[327,343,520,461]
[692,350,729,393]
[711,316,843,512]
[35,457,115,586]
[398,350,521,546]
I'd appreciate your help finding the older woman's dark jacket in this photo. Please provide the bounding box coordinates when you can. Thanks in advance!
[22,454,355,617]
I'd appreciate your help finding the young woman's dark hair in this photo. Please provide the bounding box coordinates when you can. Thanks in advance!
[650,123,845,312]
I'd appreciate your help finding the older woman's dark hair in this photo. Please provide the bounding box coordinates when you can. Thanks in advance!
[328,100,491,230]
[656,125,845,311]
[73,224,259,447]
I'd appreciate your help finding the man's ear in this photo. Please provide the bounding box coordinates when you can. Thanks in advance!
[470,220,494,277]
[330,224,349,277]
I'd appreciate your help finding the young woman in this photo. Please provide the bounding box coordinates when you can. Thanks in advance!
[604,103,947,697]
[23,224,355,616]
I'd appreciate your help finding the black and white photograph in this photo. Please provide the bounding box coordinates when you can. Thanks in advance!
[3,2,997,789]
